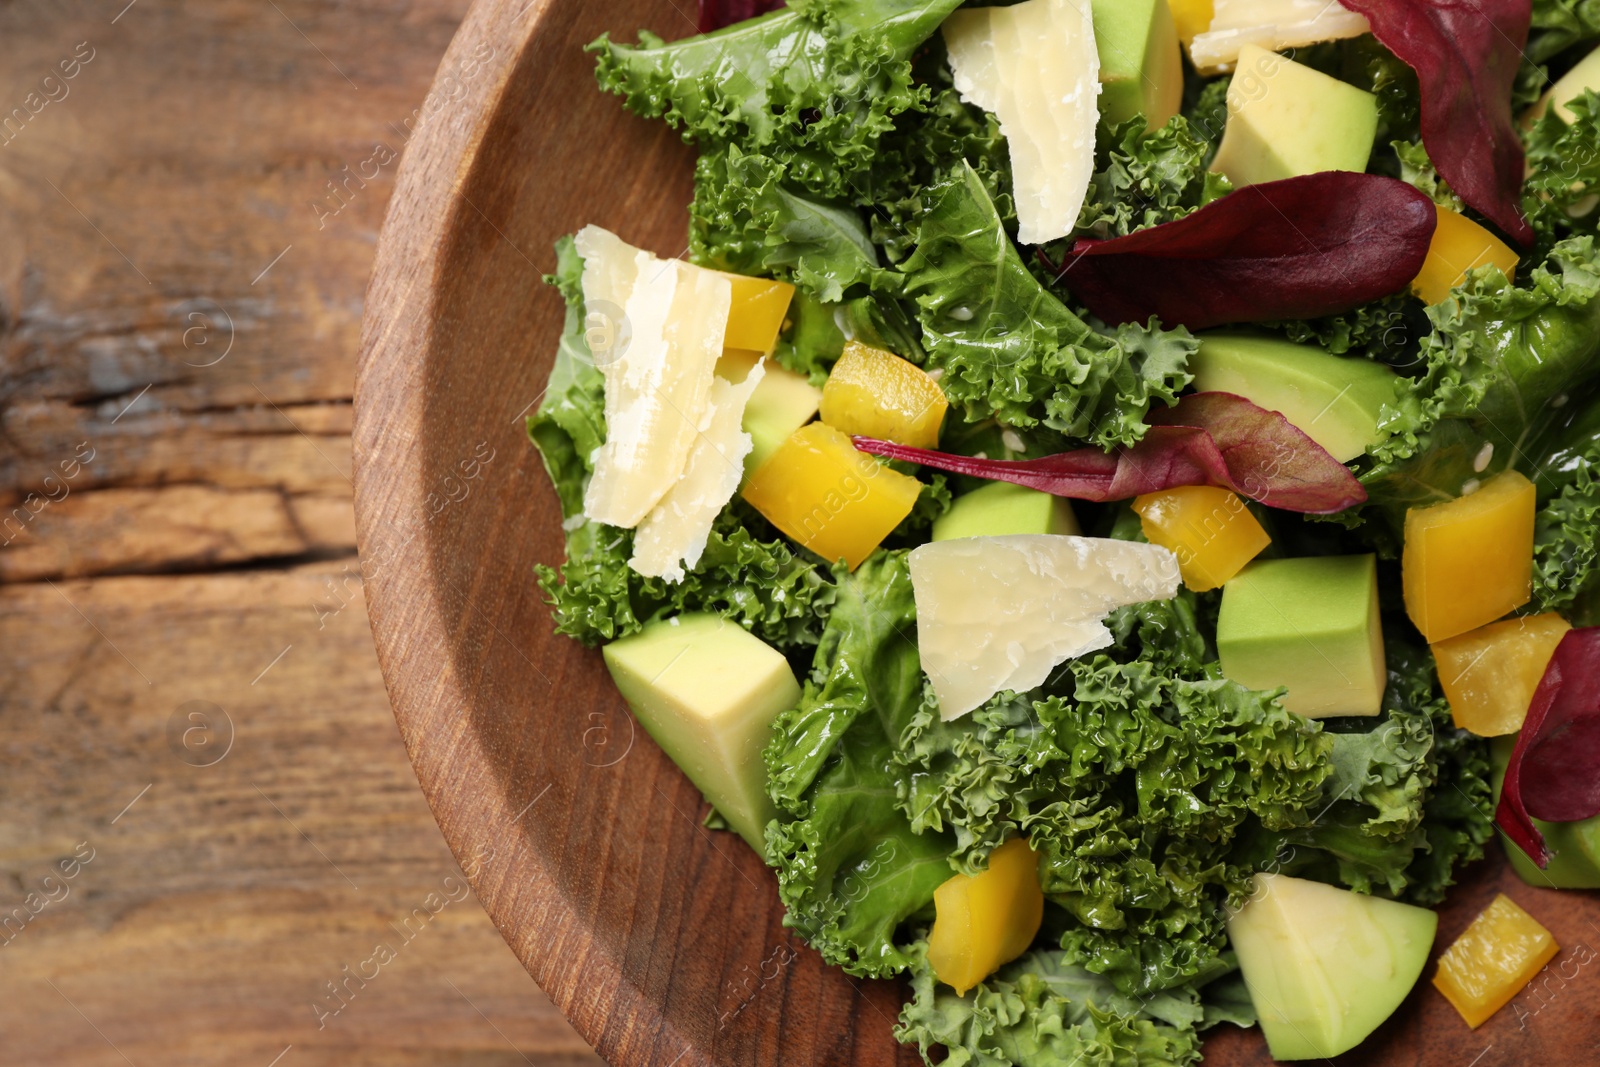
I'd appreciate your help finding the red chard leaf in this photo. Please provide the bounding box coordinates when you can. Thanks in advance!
[698,0,786,32]
[854,392,1367,514]
[1337,0,1534,246]
[1052,174,1437,330]
[1496,627,1600,867]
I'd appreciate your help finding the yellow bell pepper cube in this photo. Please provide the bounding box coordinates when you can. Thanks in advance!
[1403,470,1535,642]
[819,341,948,449]
[1433,893,1559,1029]
[717,272,795,355]
[741,422,922,570]
[1433,613,1571,736]
[927,837,1044,996]
[1411,205,1520,306]
[1166,0,1213,48]
[1132,486,1271,592]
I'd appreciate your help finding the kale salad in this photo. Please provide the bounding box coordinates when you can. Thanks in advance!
[526,0,1600,1061]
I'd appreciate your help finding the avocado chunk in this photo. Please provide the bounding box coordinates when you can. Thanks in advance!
[743,366,822,479]
[602,613,801,849]
[1210,44,1379,188]
[1530,44,1600,124]
[1090,0,1184,128]
[1229,873,1437,1060]
[932,482,1080,541]
[1490,735,1600,888]
[1218,555,1386,717]
[1192,333,1401,462]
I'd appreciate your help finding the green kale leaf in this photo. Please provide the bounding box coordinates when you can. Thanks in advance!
[591,0,961,202]
[689,144,895,302]
[1362,237,1600,528]
[895,940,1253,1067]
[1523,91,1600,256]
[900,162,1195,447]
[1534,439,1600,612]
[764,552,954,977]
[1072,114,1232,240]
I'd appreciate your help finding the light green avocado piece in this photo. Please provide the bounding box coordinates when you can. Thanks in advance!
[1090,0,1183,128]
[602,613,801,849]
[1218,555,1386,718]
[1490,735,1600,887]
[1533,44,1600,124]
[1192,333,1401,462]
[932,481,1079,541]
[1229,873,1437,1060]
[743,366,822,479]
[1211,44,1379,188]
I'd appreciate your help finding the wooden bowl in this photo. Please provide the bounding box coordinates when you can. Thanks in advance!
[352,1,1600,1063]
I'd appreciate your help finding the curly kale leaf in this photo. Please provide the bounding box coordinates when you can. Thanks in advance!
[591,0,961,202]
[689,144,895,302]
[901,162,1195,447]
[527,235,607,520]
[1363,237,1600,527]
[764,552,953,977]
[895,941,1254,1067]
[1534,439,1600,612]
[894,585,1333,997]
[1071,114,1232,241]
[1524,91,1600,256]
[1246,635,1492,905]
[533,509,837,648]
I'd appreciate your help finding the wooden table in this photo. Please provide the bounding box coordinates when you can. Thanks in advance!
[0,2,603,1063]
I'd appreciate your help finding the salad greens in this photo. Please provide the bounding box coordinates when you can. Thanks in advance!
[523,0,1600,1062]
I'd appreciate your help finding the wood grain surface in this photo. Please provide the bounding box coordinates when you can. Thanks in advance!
[352,2,1600,1067]
[0,1,600,1064]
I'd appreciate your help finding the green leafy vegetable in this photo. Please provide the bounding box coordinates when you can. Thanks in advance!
[1071,115,1232,241]
[689,144,894,302]
[1523,91,1600,255]
[1244,636,1492,905]
[1363,236,1600,527]
[895,941,1252,1067]
[764,552,954,977]
[1534,440,1600,612]
[592,0,961,202]
[901,162,1195,447]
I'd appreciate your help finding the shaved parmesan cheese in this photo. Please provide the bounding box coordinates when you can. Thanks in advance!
[943,0,1100,245]
[631,363,766,582]
[1189,0,1370,74]
[575,225,731,529]
[909,535,1181,719]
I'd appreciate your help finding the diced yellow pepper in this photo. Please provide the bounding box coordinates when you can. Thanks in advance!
[1132,486,1271,592]
[1433,613,1571,736]
[1403,471,1535,643]
[818,341,948,450]
[718,273,795,355]
[1433,894,1559,1029]
[1411,205,1520,306]
[1167,0,1213,49]
[927,837,1044,996]
[741,422,922,570]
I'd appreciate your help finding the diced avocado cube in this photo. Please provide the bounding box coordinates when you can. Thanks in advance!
[1091,0,1184,128]
[1210,44,1379,189]
[1217,555,1386,717]
[1229,873,1437,1060]
[743,366,822,479]
[602,613,801,849]
[1530,43,1600,124]
[932,482,1079,541]
[1191,333,1401,462]
[1490,735,1600,888]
